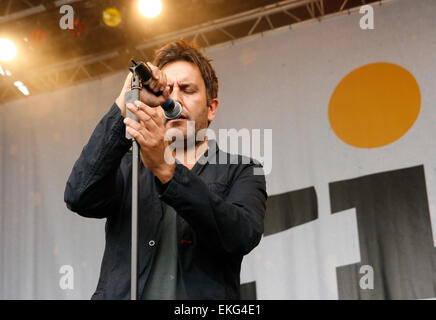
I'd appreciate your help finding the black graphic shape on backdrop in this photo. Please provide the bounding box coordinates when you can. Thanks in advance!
[263,187,318,236]
[240,187,318,299]
[330,165,436,299]
[240,281,257,300]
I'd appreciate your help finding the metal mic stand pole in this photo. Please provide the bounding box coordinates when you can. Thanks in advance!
[125,71,141,300]
[123,59,182,300]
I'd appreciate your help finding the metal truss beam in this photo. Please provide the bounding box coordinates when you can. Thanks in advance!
[0,0,393,103]
[135,0,318,51]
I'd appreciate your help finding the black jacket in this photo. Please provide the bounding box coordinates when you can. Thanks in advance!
[64,103,267,300]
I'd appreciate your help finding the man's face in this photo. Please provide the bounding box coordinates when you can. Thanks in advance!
[159,60,214,143]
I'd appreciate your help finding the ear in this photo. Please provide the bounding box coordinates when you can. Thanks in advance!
[207,98,219,124]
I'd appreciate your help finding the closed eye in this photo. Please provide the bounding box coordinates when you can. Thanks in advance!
[180,83,198,94]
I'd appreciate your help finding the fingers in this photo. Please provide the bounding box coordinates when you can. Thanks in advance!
[123,109,147,145]
[139,88,168,107]
[159,72,167,92]
[147,62,160,93]
[125,125,147,147]
[125,102,162,133]
[123,72,133,91]
[137,101,164,127]
[147,62,159,80]
[147,62,167,93]
[162,85,171,101]
[115,72,134,116]
[124,116,144,134]
[124,114,157,148]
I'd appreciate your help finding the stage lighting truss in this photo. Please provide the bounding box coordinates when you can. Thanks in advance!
[0,0,389,103]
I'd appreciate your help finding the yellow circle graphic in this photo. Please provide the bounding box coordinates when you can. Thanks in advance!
[328,62,421,148]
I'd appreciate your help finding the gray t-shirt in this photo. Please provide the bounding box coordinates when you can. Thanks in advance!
[141,203,186,300]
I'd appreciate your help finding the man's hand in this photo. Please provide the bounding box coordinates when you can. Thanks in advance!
[115,62,171,117]
[139,63,171,108]
[123,100,175,184]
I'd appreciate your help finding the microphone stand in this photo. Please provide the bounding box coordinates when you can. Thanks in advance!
[125,69,141,300]
[123,59,182,300]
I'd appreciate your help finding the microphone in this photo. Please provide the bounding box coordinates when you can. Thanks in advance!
[129,59,182,120]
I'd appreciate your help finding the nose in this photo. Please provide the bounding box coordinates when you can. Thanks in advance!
[170,86,181,103]
[169,85,185,111]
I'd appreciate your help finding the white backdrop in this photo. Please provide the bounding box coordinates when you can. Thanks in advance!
[1,0,435,299]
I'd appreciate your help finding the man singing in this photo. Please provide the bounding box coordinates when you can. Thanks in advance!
[64,40,267,300]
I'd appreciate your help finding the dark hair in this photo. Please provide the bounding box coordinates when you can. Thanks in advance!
[153,40,218,106]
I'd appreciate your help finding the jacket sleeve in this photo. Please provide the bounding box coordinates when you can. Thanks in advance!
[64,103,132,218]
[157,161,267,256]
